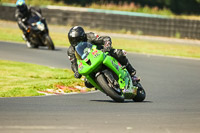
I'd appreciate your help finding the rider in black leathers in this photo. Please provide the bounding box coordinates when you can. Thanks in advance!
[15,0,48,47]
[67,26,136,87]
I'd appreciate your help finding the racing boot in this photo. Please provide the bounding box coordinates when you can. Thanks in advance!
[126,62,136,77]
[126,63,140,85]
[22,33,31,48]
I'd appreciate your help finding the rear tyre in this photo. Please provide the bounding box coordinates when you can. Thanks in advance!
[133,83,146,102]
[44,34,55,50]
[96,74,124,102]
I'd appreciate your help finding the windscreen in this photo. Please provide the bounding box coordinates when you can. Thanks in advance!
[75,42,92,59]
[28,15,40,24]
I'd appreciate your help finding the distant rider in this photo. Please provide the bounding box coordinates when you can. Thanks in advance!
[67,26,137,87]
[15,0,48,47]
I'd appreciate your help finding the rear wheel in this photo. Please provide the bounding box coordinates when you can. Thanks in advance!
[132,83,146,102]
[96,74,124,102]
[43,34,55,50]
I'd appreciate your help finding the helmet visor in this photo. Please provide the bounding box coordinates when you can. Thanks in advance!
[70,35,85,47]
[17,4,27,12]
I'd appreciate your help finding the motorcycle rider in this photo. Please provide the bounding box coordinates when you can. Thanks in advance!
[15,0,48,47]
[67,26,137,87]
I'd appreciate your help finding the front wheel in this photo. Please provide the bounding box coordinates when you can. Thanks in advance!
[43,34,55,50]
[96,74,124,102]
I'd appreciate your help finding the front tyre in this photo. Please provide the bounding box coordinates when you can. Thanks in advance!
[43,34,55,50]
[26,41,39,49]
[96,74,124,102]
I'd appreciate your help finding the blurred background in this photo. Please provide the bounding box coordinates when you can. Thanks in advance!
[1,0,200,40]
[2,0,200,15]
[0,0,200,58]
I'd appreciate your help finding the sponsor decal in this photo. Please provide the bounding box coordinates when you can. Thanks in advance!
[94,53,100,58]
[78,62,83,68]
[118,62,122,67]
[122,50,127,56]
[92,50,98,55]
[78,62,84,71]
[110,59,119,71]
[92,50,100,58]
[85,58,88,62]
[68,56,74,61]
[94,33,100,39]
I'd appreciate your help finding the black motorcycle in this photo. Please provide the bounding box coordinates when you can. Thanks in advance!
[26,15,55,50]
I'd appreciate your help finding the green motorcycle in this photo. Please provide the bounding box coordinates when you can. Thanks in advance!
[75,42,146,102]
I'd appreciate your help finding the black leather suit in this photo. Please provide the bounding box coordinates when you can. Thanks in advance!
[67,32,135,74]
[15,7,48,35]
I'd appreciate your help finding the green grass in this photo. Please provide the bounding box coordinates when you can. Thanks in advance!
[0,27,24,42]
[89,2,174,16]
[2,0,200,19]
[1,25,200,59]
[2,0,173,16]
[0,60,85,97]
[0,26,70,46]
[112,38,200,58]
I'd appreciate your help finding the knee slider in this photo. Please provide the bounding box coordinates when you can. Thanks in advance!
[114,49,127,58]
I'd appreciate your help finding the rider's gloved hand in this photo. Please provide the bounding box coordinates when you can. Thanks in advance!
[74,71,82,79]
[41,17,46,22]
[103,41,112,52]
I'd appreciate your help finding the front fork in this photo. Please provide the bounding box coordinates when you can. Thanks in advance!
[85,74,104,93]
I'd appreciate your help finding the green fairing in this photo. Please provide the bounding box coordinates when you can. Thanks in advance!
[77,44,136,99]
[78,46,105,92]
[78,50,104,75]
[103,55,130,90]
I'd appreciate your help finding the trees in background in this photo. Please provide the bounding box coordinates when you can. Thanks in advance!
[54,0,200,14]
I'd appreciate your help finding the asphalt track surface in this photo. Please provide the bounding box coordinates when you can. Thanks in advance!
[0,41,200,133]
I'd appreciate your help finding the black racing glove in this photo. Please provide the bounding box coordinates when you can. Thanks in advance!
[103,41,112,52]
[74,71,82,79]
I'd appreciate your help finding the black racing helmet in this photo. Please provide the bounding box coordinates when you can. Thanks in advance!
[68,26,86,47]
[16,0,28,15]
